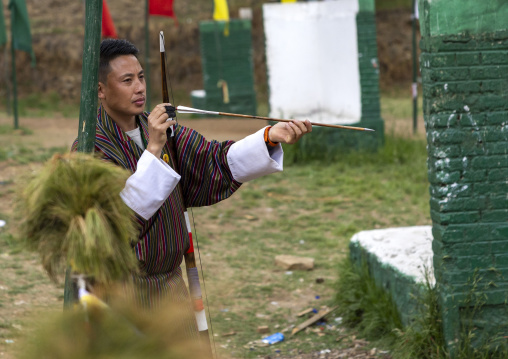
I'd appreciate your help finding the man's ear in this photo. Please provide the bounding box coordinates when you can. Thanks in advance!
[98,82,106,99]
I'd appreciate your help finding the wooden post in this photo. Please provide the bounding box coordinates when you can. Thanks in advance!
[10,25,18,129]
[144,0,151,110]
[64,0,103,307]
[77,0,102,153]
[412,0,418,134]
[4,46,11,116]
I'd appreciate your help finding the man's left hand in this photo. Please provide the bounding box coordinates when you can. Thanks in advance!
[268,120,312,144]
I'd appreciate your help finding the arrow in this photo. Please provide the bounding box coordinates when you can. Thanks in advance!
[176,105,375,132]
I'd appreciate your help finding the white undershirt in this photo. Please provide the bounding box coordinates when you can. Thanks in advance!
[125,127,145,150]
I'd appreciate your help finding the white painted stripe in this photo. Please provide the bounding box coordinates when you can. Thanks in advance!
[195,309,208,331]
[184,211,191,233]
[78,287,88,300]
[159,32,165,52]
[351,226,434,285]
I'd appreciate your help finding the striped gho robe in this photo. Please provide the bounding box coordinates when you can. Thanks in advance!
[72,107,242,316]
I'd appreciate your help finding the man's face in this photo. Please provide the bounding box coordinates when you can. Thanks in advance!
[98,55,146,123]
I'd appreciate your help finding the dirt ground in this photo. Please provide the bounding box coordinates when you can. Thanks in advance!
[0,1,421,356]
[0,113,397,359]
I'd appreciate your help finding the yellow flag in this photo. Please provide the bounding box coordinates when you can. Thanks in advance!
[281,0,297,3]
[213,0,229,21]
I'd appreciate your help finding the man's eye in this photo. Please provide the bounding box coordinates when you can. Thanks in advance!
[123,78,132,83]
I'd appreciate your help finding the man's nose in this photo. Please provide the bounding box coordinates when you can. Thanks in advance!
[135,78,145,93]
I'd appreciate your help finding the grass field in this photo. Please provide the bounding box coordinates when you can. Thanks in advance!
[0,90,429,358]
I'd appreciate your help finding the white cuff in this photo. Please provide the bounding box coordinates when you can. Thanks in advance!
[120,150,181,220]
[227,126,283,183]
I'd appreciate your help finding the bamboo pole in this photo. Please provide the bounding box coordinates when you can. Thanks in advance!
[64,0,103,308]
[10,27,18,129]
[4,45,11,116]
[77,0,102,153]
[412,0,418,134]
[144,0,150,110]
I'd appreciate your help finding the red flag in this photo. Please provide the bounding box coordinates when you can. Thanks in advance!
[102,0,117,38]
[149,0,177,23]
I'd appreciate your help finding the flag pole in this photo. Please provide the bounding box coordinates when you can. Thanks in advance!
[64,0,103,308]
[1,0,10,116]
[4,46,10,116]
[77,0,102,153]
[10,18,18,129]
[412,0,418,134]
[144,0,151,110]
[10,39,18,129]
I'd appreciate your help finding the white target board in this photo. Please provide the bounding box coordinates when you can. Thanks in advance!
[263,1,361,125]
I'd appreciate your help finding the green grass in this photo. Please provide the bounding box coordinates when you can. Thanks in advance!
[0,145,67,164]
[0,90,432,357]
[376,0,413,10]
[0,230,22,255]
[382,93,423,120]
[190,131,430,357]
[0,125,33,135]
[1,92,79,119]
[338,261,508,359]
[335,257,403,344]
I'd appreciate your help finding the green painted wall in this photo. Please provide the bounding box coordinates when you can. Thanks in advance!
[350,242,425,327]
[192,20,257,115]
[358,0,374,13]
[419,0,508,37]
[357,11,382,127]
[420,23,508,355]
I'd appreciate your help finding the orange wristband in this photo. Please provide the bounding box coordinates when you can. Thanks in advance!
[264,126,279,147]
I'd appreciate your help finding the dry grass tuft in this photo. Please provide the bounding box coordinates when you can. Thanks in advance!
[19,288,205,359]
[16,153,139,283]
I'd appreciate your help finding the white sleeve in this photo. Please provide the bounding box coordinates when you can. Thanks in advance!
[227,126,283,183]
[120,150,181,220]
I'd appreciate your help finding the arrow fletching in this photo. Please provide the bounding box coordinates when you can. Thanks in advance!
[177,105,220,115]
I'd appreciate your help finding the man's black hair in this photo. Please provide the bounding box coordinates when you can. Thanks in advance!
[99,39,139,83]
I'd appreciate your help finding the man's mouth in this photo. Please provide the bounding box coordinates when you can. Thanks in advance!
[133,98,145,105]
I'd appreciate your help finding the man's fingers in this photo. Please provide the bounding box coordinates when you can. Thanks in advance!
[285,122,297,135]
[151,105,177,126]
[289,121,305,136]
[151,103,173,117]
[164,119,177,128]
[283,122,297,143]
[305,119,313,132]
[158,111,169,123]
[295,121,307,134]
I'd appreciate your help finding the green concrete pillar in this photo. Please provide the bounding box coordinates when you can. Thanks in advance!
[420,0,508,353]
[192,20,257,116]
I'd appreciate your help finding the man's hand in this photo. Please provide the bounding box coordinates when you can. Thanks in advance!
[268,120,312,144]
[146,103,177,158]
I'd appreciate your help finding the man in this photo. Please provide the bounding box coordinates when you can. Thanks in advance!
[73,38,311,310]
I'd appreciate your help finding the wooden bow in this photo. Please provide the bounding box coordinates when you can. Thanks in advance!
[159,31,214,358]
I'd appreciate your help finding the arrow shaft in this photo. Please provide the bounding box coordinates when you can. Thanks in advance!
[176,106,374,131]
[216,111,371,131]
